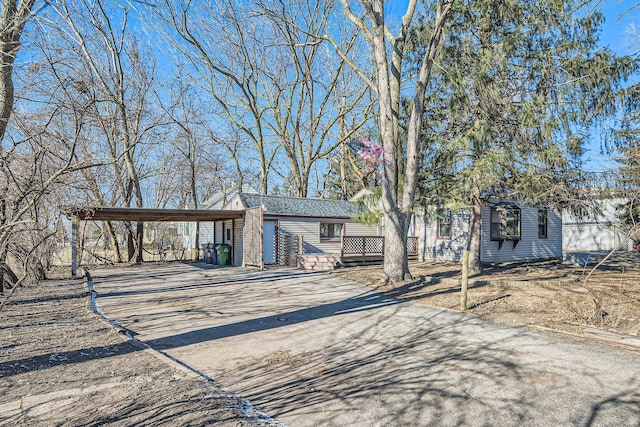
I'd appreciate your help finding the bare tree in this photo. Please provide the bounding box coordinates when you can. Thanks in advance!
[1,47,100,289]
[0,0,35,143]
[0,0,41,291]
[149,0,373,196]
[255,0,373,197]
[50,0,169,263]
[149,0,278,193]
[325,0,454,283]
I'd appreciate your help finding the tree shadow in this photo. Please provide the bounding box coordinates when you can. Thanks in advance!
[6,263,639,426]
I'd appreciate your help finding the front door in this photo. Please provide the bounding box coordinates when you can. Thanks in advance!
[263,220,277,264]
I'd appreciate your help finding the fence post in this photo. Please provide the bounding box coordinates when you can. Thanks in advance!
[460,250,469,311]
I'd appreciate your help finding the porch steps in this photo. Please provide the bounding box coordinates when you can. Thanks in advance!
[298,254,341,270]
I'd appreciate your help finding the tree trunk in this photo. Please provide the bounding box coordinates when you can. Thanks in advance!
[126,222,135,262]
[0,0,36,143]
[467,194,483,274]
[136,221,144,263]
[0,260,18,290]
[104,221,122,263]
[383,208,408,283]
[340,141,347,200]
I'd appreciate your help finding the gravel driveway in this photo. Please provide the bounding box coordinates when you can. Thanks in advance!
[91,263,640,426]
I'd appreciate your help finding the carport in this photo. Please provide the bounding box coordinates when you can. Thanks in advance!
[63,206,244,277]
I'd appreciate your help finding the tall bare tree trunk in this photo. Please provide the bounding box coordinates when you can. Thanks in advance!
[104,221,122,263]
[0,2,36,288]
[0,0,35,142]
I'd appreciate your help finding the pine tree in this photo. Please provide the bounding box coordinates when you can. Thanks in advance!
[411,0,637,271]
[616,84,640,238]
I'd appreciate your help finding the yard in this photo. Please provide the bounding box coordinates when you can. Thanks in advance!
[335,252,640,343]
[1,255,639,425]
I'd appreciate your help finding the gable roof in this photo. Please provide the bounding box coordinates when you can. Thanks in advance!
[186,185,258,210]
[233,193,366,218]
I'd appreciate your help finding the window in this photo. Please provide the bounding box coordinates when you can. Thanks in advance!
[320,223,343,240]
[538,209,548,238]
[437,210,452,239]
[490,206,521,241]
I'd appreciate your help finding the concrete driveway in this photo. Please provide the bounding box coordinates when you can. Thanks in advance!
[90,263,640,426]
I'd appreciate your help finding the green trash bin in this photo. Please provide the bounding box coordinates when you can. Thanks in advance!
[217,244,231,266]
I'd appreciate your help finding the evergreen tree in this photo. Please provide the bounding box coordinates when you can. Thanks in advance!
[615,84,640,238]
[411,0,637,271]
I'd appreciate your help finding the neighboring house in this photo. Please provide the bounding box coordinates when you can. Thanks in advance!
[415,200,562,264]
[177,185,257,250]
[562,198,633,252]
[215,193,380,267]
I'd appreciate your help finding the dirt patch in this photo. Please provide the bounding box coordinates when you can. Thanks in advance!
[0,272,277,426]
[334,253,640,341]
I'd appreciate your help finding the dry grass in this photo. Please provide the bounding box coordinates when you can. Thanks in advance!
[334,253,640,338]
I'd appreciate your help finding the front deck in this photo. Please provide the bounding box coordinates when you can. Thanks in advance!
[297,236,419,270]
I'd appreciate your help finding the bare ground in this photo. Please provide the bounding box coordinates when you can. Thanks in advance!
[334,252,640,342]
[1,253,639,425]
[0,270,277,426]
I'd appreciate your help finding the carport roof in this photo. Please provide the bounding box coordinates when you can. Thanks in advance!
[63,206,244,222]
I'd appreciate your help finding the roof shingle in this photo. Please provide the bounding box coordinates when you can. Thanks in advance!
[236,193,366,218]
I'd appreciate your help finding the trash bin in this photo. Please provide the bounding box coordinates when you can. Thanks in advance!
[211,244,219,265]
[217,244,231,266]
[205,243,213,264]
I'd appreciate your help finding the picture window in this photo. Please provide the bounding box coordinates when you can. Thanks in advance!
[320,223,343,240]
[490,206,521,241]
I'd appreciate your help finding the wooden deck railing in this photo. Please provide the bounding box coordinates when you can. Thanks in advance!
[341,236,418,258]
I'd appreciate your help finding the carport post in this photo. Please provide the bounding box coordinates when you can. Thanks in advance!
[231,218,235,266]
[71,218,78,278]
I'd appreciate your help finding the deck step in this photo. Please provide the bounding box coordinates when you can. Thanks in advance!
[298,254,341,270]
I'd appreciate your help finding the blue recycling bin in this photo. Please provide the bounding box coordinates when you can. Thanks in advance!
[212,244,219,265]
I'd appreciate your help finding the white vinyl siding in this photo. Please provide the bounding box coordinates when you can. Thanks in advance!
[344,221,379,237]
[417,210,469,262]
[214,221,224,244]
[199,222,214,244]
[562,199,633,252]
[232,218,243,266]
[481,204,562,263]
[274,217,378,255]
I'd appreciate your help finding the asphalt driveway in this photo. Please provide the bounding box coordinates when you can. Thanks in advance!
[90,263,640,426]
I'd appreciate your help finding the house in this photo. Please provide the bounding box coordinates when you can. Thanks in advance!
[415,200,562,264]
[177,185,257,251]
[213,193,381,268]
[562,198,634,252]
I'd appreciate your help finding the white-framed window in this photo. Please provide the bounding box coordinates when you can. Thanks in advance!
[320,223,343,241]
[437,210,452,239]
[490,206,521,241]
[538,209,548,239]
